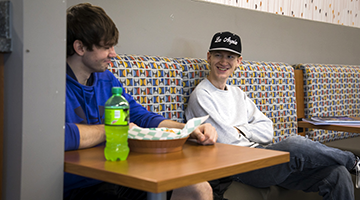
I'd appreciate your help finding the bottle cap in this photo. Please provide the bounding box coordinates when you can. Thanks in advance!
[112,87,123,94]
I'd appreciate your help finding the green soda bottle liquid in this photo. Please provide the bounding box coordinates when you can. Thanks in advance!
[104,87,130,161]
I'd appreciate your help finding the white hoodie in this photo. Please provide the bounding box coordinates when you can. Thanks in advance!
[185,78,273,147]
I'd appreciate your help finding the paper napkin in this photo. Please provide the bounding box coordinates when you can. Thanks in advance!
[128,115,209,140]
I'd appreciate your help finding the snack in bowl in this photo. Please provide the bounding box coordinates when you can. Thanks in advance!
[127,115,209,154]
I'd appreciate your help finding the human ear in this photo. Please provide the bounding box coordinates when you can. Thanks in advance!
[73,40,86,56]
[207,52,211,62]
[236,56,242,70]
[238,56,243,63]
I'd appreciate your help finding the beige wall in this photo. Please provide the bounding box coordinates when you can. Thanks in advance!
[67,0,360,65]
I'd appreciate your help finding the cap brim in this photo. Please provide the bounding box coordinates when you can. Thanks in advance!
[209,48,241,56]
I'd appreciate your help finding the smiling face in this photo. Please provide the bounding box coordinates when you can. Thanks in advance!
[81,42,117,73]
[207,50,242,89]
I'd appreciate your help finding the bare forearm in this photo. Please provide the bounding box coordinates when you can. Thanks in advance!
[157,119,185,129]
[77,124,106,149]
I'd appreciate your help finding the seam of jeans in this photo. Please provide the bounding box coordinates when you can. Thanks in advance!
[321,178,336,200]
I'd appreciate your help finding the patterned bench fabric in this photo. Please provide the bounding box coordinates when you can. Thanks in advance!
[228,61,298,143]
[109,54,297,143]
[109,54,184,122]
[296,64,360,142]
[177,57,210,109]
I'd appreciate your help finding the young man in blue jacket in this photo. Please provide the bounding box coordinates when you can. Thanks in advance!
[64,3,217,200]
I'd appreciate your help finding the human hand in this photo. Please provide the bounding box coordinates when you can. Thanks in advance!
[129,123,138,129]
[190,123,217,145]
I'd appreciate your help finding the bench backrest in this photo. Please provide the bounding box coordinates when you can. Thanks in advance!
[296,63,360,142]
[110,54,297,143]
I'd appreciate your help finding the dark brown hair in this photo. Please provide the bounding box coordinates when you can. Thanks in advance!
[66,3,119,56]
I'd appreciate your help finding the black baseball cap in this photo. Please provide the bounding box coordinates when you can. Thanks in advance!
[209,31,242,56]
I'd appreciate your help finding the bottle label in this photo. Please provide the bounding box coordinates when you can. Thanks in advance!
[105,108,129,125]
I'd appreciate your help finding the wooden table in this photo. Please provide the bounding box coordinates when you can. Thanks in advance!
[298,121,360,133]
[64,141,289,200]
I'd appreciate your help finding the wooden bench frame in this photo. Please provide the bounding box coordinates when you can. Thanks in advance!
[294,68,305,136]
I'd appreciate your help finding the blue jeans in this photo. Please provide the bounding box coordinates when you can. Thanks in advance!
[233,135,355,200]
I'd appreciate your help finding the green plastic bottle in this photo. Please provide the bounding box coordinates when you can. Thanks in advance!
[104,87,130,161]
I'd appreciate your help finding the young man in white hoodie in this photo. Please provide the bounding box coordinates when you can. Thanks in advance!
[185,31,360,200]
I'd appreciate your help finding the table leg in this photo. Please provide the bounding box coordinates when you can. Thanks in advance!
[147,192,166,200]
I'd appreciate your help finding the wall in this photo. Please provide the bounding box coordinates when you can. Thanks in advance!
[203,0,360,28]
[2,0,66,200]
[68,0,360,65]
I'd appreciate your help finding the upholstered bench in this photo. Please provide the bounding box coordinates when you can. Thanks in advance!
[109,54,298,142]
[294,63,360,199]
[295,63,360,142]
[108,54,323,200]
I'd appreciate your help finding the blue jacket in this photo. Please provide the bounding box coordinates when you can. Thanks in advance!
[64,65,166,196]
